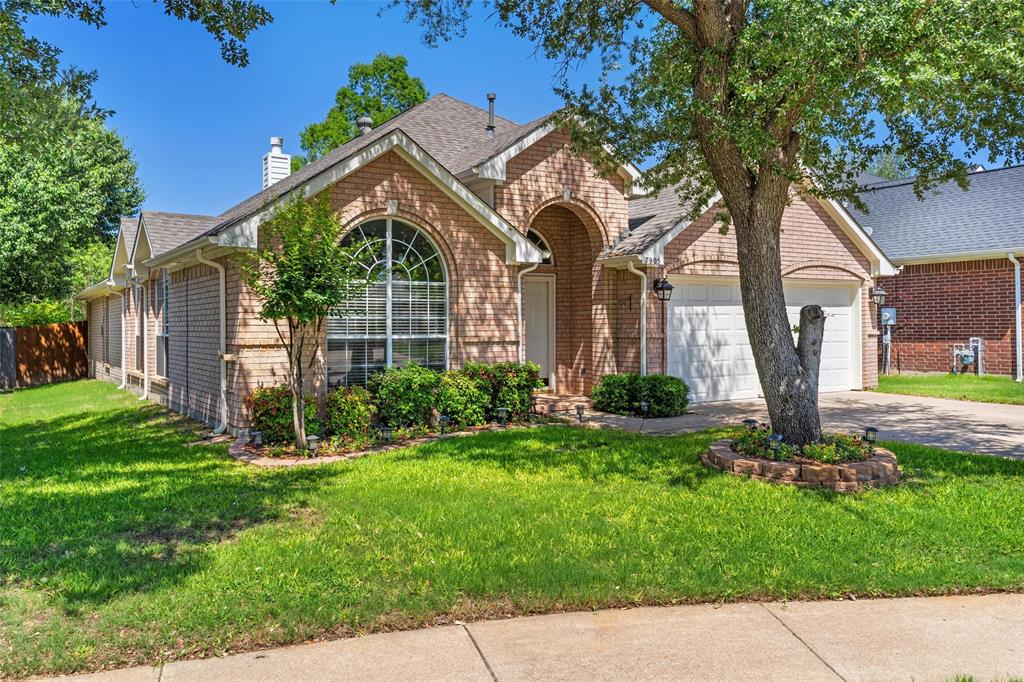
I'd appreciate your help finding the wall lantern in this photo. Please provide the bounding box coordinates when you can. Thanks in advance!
[864,426,879,444]
[768,433,784,452]
[742,418,760,431]
[576,404,586,422]
[869,286,887,307]
[652,278,675,301]
[496,406,511,424]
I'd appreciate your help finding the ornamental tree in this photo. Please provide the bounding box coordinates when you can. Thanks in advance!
[392,0,1024,445]
[240,195,366,449]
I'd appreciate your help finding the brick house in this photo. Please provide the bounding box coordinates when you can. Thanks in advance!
[77,94,895,433]
[852,166,1024,379]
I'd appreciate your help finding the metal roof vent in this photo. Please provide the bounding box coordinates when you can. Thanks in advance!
[357,116,373,136]
[486,93,496,138]
[262,136,291,190]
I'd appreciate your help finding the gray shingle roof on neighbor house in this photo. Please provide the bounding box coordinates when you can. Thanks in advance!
[138,211,220,257]
[206,93,532,236]
[850,165,1024,262]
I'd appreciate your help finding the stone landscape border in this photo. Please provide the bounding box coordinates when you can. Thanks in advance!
[701,439,901,492]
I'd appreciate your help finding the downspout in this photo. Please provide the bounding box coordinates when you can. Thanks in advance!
[196,249,228,433]
[626,261,648,376]
[110,288,126,389]
[139,280,150,400]
[1009,253,1022,382]
[517,263,540,363]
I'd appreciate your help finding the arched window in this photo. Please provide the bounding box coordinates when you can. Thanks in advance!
[527,228,553,265]
[326,218,448,387]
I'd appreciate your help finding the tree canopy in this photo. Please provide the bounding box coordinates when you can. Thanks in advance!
[293,53,429,170]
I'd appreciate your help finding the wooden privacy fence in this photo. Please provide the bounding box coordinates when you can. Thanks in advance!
[0,321,88,390]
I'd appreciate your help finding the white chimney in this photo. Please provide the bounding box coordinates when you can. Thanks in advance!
[262,136,291,189]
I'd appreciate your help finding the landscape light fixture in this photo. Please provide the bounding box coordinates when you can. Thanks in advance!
[576,404,585,422]
[250,431,263,447]
[870,286,887,307]
[496,406,510,424]
[306,435,320,453]
[639,401,650,418]
[439,415,451,434]
[380,425,394,442]
[742,418,759,431]
[768,433,784,452]
[864,427,879,444]
[652,278,675,302]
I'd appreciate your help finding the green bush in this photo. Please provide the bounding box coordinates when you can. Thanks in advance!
[591,373,689,417]
[368,363,440,427]
[324,386,373,443]
[731,429,870,463]
[0,299,77,327]
[244,385,320,444]
[461,361,542,420]
[436,371,489,427]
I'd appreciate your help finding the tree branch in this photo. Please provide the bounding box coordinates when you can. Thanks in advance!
[642,0,698,42]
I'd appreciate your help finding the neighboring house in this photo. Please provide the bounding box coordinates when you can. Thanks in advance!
[77,93,894,433]
[852,166,1024,379]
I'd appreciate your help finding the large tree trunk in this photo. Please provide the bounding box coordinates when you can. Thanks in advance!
[733,200,825,447]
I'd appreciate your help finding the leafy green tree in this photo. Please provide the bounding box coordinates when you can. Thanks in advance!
[293,53,428,170]
[240,195,367,449]
[0,102,143,306]
[1,0,272,145]
[391,0,1024,445]
[867,152,913,181]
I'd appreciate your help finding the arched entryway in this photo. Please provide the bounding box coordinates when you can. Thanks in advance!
[522,202,613,395]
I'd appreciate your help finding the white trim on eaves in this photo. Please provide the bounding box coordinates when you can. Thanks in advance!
[210,130,544,266]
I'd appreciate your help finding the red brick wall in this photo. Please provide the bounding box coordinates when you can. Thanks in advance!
[879,258,1020,376]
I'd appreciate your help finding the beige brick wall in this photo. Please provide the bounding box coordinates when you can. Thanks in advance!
[644,192,879,389]
[86,295,123,383]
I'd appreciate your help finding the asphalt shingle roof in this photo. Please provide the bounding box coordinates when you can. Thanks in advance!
[849,165,1024,261]
[118,217,139,256]
[606,183,702,257]
[139,212,220,257]
[207,93,532,236]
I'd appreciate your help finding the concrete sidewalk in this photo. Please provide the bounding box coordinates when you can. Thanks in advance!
[52,593,1024,681]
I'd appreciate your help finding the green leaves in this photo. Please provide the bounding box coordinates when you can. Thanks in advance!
[296,53,428,166]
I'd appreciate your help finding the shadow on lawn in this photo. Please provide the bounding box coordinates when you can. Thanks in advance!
[0,405,342,611]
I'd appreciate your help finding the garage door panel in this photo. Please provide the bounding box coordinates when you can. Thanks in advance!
[667,278,857,402]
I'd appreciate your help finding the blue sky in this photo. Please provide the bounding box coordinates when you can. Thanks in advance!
[28,1,600,216]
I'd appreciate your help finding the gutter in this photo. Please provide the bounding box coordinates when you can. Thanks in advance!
[195,248,229,434]
[1010,253,1023,382]
[517,263,540,364]
[626,261,648,376]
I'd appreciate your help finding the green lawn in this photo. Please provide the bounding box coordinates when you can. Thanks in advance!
[3,381,1024,677]
[875,373,1024,404]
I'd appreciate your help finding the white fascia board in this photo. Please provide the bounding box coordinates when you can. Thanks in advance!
[217,130,543,265]
[820,198,897,276]
[129,216,156,277]
[637,193,723,266]
[108,227,131,280]
[473,122,558,181]
[892,247,1024,266]
[75,279,122,301]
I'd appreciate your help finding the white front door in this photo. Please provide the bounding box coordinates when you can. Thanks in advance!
[665,277,860,402]
[523,276,554,386]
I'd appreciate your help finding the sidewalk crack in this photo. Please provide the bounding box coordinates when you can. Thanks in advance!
[760,604,848,682]
[462,624,499,682]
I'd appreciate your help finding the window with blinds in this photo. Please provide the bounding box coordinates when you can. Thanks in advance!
[327,218,448,387]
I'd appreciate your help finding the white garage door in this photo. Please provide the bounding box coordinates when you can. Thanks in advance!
[666,277,860,403]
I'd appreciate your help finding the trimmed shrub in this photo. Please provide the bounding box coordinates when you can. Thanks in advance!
[368,363,440,427]
[591,373,689,417]
[245,385,320,444]
[324,386,373,443]
[461,361,542,420]
[436,371,489,427]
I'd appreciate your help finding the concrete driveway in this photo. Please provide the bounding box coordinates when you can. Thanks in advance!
[586,391,1024,458]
